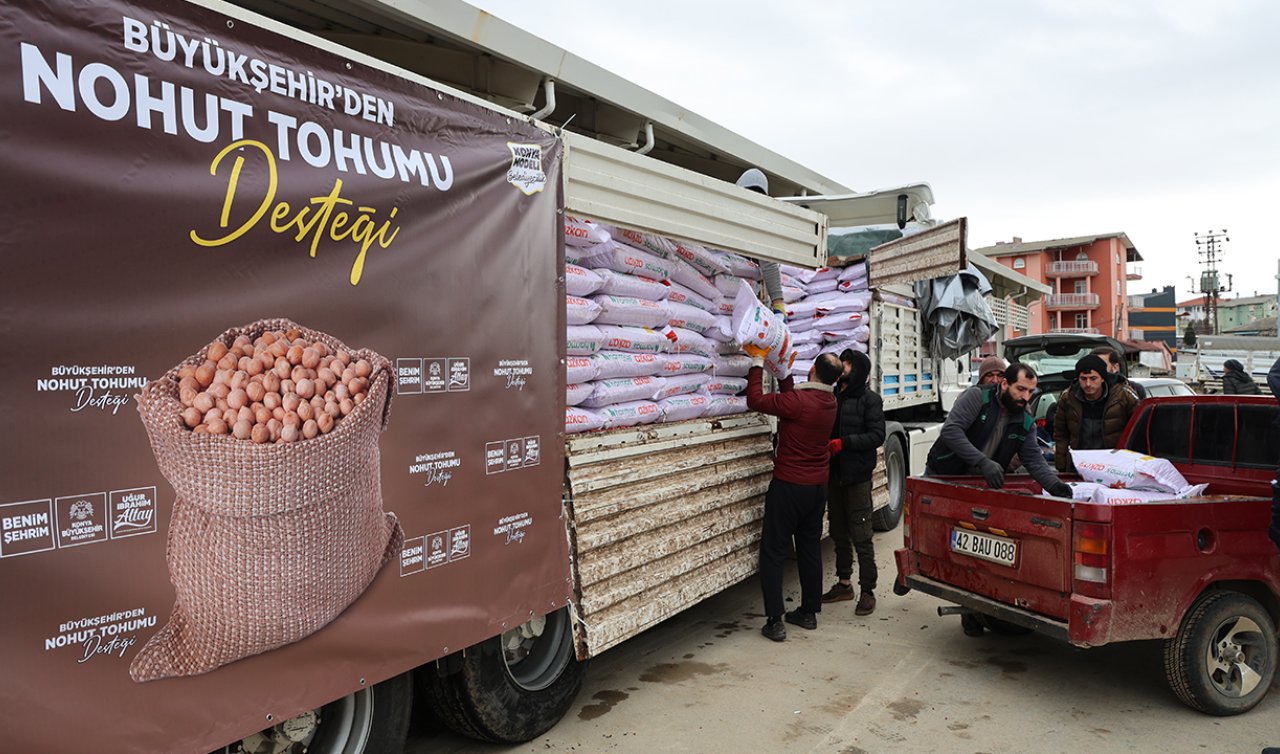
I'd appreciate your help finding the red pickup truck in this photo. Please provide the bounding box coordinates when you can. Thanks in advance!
[894,394,1280,715]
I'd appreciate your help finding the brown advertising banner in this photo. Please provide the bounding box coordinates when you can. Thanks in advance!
[0,1,569,751]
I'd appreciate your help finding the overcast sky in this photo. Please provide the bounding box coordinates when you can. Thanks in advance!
[469,0,1280,305]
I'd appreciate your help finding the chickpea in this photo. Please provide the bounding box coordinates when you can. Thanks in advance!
[250,423,270,444]
[227,388,249,410]
[246,382,266,403]
[178,365,198,381]
[317,412,335,434]
[274,358,291,379]
[262,372,281,394]
[336,349,352,366]
[297,401,314,421]
[181,406,202,428]
[282,410,300,428]
[245,357,265,377]
[255,407,272,425]
[179,386,199,407]
[223,408,238,425]
[208,383,230,400]
[217,353,238,372]
[280,424,300,443]
[206,417,228,435]
[232,419,253,440]
[353,359,372,379]
[282,393,301,412]
[194,364,216,389]
[267,418,282,442]
[193,392,215,413]
[302,419,319,439]
[301,348,321,370]
[286,345,304,366]
[263,392,282,410]
[295,379,315,400]
[207,341,229,362]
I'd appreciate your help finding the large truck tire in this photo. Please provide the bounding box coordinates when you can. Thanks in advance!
[215,672,413,754]
[1164,591,1277,716]
[872,435,907,531]
[422,607,586,743]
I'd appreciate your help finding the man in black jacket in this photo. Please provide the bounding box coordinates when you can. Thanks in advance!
[1222,359,1261,394]
[822,350,886,616]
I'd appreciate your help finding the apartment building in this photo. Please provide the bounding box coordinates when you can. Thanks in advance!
[975,233,1142,339]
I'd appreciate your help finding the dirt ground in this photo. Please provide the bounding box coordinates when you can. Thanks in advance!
[409,528,1279,753]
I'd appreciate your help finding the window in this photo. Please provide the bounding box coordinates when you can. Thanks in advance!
[1237,405,1280,469]
[1075,313,1089,329]
[1116,281,1121,294]
[1147,404,1191,463]
[1076,251,1088,261]
[1074,280,1088,294]
[1013,257,1025,269]
[1115,252,1120,265]
[1191,405,1235,466]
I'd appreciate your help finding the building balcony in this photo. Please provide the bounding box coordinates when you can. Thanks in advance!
[1046,293,1101,310]
[1127,265,1142,281]
[1046,260,1099,277]
[1051,327,1101,335]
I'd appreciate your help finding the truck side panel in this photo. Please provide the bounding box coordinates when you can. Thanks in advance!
[565,415,773,655]
[1,2,571,751]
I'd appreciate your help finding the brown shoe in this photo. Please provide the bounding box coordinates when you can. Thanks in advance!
[854,592,876,616]
[821,582,854,603]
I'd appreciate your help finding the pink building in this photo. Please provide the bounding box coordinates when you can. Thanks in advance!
[975,233,1143,339]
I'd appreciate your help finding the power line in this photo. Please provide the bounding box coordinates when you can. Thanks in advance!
[1193,229,1231,335]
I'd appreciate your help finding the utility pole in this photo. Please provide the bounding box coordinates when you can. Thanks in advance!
[1193,230,1232,335]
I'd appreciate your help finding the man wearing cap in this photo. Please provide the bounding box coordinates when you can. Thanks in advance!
[977,356,1008,386]
[1091,346,1145,400]
[1222,359,1261,394]
[1053,354,1140,472]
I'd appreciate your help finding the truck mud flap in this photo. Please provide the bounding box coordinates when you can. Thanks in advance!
[906,574,1070,642]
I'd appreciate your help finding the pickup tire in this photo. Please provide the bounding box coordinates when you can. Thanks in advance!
[421,607,586,743]
[871,435,906,531]
[1164,591,1278,716]
[214,672,412,754]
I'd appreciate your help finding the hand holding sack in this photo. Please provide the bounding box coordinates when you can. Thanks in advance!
[131,319,401,682]
[730,280,797,380]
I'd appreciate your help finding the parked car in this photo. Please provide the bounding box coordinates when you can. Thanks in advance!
[1133,377,1196,397]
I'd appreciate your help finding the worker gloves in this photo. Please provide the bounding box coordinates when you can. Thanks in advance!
[977,458,1005,489]
[1046,481,1074,499]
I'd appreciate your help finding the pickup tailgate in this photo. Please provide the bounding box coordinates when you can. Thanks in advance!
[907,476,1074,621]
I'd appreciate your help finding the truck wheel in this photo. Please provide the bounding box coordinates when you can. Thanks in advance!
[216,672,412,754]
[1164,591,1278,716]
[872,435,906,531]
[422,607,586,743]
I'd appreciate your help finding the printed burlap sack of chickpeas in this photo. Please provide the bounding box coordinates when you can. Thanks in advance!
[130,318,402,682]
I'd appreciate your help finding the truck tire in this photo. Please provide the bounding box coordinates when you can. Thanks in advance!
[1163,591,1278,716]
[215,672,412,754]
[422,607,586,743]
[872,435,906,531]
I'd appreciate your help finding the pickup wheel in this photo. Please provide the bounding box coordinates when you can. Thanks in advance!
[871,435,906,532]
[215,672,412,754]
[421,607,587,743]
[1164,591,1278,716]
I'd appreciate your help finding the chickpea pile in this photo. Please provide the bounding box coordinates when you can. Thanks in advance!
[175,328,374,443]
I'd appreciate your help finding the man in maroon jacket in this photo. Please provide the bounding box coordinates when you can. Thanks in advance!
[747,351,842,641]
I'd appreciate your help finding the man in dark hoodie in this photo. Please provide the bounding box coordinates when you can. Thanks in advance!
[1053,354,1139,472]
[823,350,886,616]
[1221,359,1261,394]
[746,352,842,641]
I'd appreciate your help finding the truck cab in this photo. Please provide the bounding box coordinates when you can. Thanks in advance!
[894,393,1280,715]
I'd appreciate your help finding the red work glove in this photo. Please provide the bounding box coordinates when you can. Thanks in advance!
[828,438,843,455]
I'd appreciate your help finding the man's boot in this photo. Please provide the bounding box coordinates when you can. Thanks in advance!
[854,592,876,616]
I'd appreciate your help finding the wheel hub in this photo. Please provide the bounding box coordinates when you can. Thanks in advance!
[233,710,318,754]
[501,610,573,692]
[1206,615,1267,697]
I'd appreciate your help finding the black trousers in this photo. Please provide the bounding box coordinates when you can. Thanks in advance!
[827,478,877,591]
[760,478,826,618]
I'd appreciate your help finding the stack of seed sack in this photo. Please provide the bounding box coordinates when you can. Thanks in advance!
[781,261,873,377]
[1066,449,1208,504]
[564,217,764,433]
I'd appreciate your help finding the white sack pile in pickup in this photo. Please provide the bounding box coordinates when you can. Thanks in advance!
[1068,449,1209,504]
[563,217,761,432]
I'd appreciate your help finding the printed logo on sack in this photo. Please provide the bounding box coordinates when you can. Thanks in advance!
[494,512,533,545]
[485,436,541,475]
[409,449,461,488]
[506,143,546,195]
[55,493,108,548]
[109,488,157,538]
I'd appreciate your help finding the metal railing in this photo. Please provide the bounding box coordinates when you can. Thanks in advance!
[1046,292,1101,309]
[1046,260,1099,276]
[1051,327,1100,335]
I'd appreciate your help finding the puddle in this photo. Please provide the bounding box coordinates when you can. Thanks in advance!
[577,689,629,721]
[639,660,728,684]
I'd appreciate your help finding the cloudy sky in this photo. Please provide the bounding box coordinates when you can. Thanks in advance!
[469,0,1279,305]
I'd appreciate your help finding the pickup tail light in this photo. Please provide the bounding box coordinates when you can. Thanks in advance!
[1072,522,1111,598]
[903,494,911,547]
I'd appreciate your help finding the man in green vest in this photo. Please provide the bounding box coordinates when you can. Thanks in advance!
[925,362,1071,499]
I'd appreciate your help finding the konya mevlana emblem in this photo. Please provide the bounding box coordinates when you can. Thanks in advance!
[506,142,547,195]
